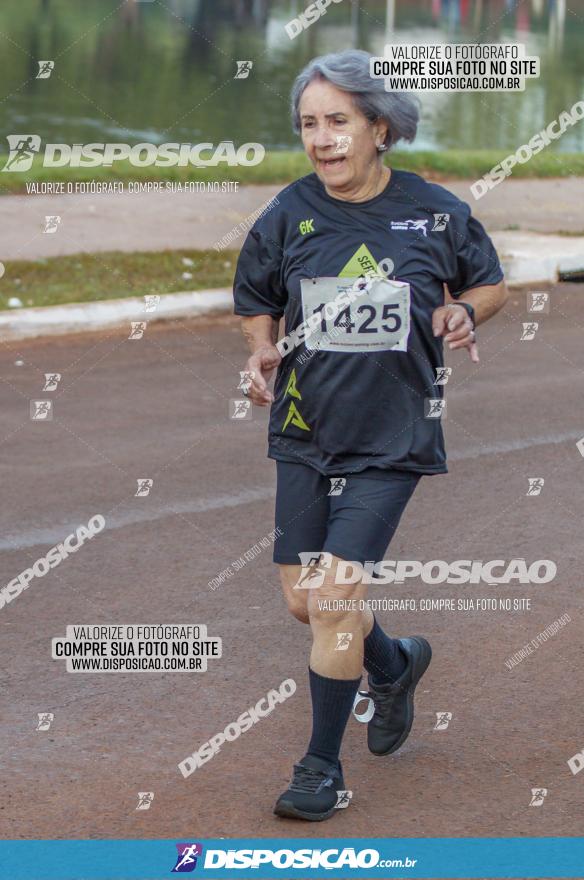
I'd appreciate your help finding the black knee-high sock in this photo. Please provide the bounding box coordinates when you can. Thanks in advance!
[364,616,407,685]
[306,667,361,767]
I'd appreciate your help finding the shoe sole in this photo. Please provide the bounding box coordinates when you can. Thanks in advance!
[369,635,432,757]
[273,800,338,821]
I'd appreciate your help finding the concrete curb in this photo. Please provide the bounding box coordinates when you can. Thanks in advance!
[0,289,233,342]
[2,233,583,341]
[491,232,584,285]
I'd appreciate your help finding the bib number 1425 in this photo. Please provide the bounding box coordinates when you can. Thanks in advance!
[300,277,411,353]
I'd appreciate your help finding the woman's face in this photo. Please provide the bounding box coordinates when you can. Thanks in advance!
[299,78,387,194]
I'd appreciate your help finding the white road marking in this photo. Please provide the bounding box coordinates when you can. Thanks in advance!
[448,430,583,461]
[0,487,275,552]
[2,430,582,552]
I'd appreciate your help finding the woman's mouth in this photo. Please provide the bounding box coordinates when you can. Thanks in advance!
[318,156,346,170]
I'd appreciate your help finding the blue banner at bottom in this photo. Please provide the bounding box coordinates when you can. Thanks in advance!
[1,838,583,879]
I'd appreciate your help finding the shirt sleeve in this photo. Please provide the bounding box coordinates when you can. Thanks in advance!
[445,205,504,297]
[233,226,287,319]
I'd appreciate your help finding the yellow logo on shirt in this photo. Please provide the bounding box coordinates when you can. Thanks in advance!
[299,218,315,235]
[284,369,302,399]
[338,243,379,277]
[282,368,311,432]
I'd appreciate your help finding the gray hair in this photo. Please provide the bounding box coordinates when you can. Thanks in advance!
[291,49,419,149]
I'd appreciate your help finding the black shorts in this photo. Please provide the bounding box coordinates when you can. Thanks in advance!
[273,460,420,567]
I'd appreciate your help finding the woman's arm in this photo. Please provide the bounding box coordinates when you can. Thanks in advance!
[240,315,283,406]
[432,280,509,364]
[241,314,279,352]
[454,280,510,327]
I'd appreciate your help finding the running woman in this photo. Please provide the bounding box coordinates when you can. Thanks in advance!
[233,49,508,822]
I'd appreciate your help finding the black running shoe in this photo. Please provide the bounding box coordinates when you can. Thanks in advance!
[364,636,432,756]
[273,754,346,821]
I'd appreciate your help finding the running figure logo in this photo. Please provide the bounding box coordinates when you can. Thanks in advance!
[526,477,544,496]
[433,367,452,386]
[431,213,450,231]
[36,713,54,731]
[328,477,346,496]
[43,215,61,234]
[528,292,549,313]
[335,790,353,808]
[529,788,547,807]
[520,322,539,341]
[234,61,253,79]
[144,294,160,313]
[390,219,428,237]
[43,373,61,391]
[172,843,203,872]
[238,370,255,394]
[37,61,55,79]
[129,321,147,340]
[230,399,252,419]
[30,400,53,420]
[433,712,452,730]
[334,135,352,154]
[425,398,446,419]
[2,135,41,172]
[135,478,154,497]
[335,633,353,651]
[294,552,330,590]
[135,792,154,811]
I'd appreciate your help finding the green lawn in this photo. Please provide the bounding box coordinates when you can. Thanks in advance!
[2,147,583,311]
[0,250,238,311]
[1,149,583,193]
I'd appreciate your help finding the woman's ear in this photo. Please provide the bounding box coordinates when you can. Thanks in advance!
[372,118,389,151]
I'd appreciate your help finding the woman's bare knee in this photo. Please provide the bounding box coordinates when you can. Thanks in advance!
[286,595,310,623]
[279,564,310,624]
[306,560,365,628]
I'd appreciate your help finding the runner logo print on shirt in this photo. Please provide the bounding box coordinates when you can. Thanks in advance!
[390,218,428,236]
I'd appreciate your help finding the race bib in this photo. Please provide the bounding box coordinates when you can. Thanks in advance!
[300,276,411,353]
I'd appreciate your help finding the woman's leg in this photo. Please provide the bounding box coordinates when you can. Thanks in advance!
[279,561,375,638]
[324,471,421,684]
[321,470,431,757]
[279,558,377,773]
[303,554,367,766]
[306,554,367,678]
[273,459,328,626]
[279,564,310,624]
[274,553,367,820]
[279,556,409,683]
[274,466,429,819]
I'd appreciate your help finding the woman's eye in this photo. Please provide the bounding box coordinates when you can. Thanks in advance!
[333,118,347,125]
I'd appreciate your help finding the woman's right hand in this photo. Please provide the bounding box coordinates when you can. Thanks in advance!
[243,345,282,406]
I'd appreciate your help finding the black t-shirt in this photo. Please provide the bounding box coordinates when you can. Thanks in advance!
[233,170,503,476]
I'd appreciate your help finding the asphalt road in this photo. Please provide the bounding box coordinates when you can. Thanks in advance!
[1,286,583,867]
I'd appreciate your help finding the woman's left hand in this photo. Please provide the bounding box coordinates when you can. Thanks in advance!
[432,304,479,364]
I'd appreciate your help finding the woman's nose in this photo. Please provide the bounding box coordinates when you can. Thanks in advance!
[312,126,336,150]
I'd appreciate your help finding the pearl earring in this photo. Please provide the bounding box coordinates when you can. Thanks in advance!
[377,143,388,152]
